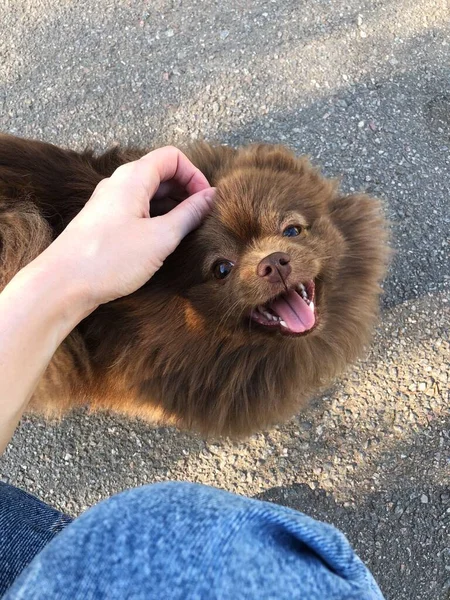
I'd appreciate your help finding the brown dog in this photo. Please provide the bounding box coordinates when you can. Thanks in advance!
[0,135,389,437]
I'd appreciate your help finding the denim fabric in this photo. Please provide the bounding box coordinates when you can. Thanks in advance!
[0,482,73,596]
[1,481,384,600]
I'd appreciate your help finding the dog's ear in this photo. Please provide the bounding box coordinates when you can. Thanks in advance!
[235,144,338,205]
[293,157,339,208]
[234,144,300,173]
[329,192,391,276]
[185,142,237,185]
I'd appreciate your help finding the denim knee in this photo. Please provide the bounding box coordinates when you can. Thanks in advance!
[6,482,384,600]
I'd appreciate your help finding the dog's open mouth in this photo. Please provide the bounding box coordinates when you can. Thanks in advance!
[250,280,317,336]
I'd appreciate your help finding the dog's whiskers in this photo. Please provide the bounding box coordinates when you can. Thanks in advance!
[211,298,244,339]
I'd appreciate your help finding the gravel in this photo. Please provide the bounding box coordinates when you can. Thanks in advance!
[0,1,449,599]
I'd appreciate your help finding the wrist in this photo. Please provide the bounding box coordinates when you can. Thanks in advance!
[10,255,97,340]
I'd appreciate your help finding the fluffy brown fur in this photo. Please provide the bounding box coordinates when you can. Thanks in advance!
[0,134,389,437]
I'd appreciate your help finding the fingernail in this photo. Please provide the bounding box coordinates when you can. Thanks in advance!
[204,187,216,202]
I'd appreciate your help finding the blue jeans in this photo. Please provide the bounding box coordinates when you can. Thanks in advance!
[0,481,384,599]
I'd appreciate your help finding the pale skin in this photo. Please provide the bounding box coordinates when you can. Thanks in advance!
[0,146,215,454]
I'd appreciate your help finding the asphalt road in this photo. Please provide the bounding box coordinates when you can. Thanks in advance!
[1,1,449,599]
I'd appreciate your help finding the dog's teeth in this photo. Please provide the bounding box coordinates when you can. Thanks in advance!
[309,302,315,312]
[258,308,272,320]
[279,320,288,327]
[297,283,308,300]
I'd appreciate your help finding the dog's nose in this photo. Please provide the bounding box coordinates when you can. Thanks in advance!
[257,252,291,283]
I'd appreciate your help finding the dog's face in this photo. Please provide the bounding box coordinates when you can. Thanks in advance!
[163,145,347,342]
[100,142,386,435]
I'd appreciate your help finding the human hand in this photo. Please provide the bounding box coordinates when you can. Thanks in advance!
[31,146,215,311]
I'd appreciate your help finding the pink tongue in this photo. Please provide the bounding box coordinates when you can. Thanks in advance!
[270,289,316,333]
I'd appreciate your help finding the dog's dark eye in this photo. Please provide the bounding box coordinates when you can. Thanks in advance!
[213,260,234,280]
[282,225,303,237]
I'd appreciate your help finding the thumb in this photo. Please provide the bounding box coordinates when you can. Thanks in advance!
[162,187,216,240]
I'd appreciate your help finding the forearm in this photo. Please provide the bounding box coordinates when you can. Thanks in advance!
[0,260,92,454]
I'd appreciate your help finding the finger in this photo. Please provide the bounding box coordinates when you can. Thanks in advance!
[100,147,211,217]
[138,146,211,198]
[161,187,216,240]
